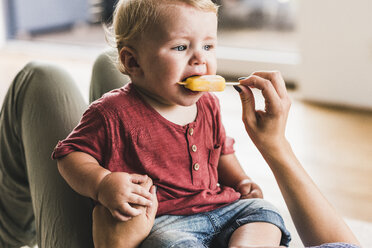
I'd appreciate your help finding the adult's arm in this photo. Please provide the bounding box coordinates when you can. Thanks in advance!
[235,71,360,247]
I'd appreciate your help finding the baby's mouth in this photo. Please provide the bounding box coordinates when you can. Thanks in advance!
[181,75,200,82]
[178,75,201,93]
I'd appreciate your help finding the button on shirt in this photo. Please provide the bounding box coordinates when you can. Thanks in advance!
[52,83,239,216]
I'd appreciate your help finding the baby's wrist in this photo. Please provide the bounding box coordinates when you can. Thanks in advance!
[94,171,112,202]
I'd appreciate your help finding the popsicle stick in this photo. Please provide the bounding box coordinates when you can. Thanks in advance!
[225,82,240,86]
[178,81,240,86]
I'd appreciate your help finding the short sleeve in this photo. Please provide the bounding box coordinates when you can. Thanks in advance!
[51,105,108,165]
[222,136,235,155]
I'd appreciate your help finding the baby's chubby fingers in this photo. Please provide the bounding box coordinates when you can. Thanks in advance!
[139,175,154,191]
[132,183,153,201]
[110,209,133,222]
[128,191,153,207]
[109,201,144,221]
[246,189,263,199]
[129,173,150,185]
[117,202,144,217]
[146,185,158,220]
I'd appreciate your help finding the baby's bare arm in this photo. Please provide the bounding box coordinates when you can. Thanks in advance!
[57,151,153,220]
[217,154,263,199]
[57,151,110,200]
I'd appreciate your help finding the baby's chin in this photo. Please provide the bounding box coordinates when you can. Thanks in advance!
[176,93,205,107]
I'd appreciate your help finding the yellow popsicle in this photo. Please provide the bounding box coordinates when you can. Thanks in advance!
[178,75,239,92]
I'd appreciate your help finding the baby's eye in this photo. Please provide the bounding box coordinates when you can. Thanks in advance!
[203,45,213,51]
[173,45,187,51]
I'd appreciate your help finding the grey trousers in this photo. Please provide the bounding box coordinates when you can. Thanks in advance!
[0,50,129,248]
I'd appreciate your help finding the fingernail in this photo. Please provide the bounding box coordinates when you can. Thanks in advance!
[238,76,248,81]
[233,85,242,93]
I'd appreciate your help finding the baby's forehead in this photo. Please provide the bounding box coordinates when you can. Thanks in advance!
[148,6,217,38]
[155,3,217,26]
[154,2,216,22]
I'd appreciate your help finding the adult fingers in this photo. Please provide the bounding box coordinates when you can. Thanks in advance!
[253,71,292,113]
[252,71,287,99]
[235,84,257,127]
[240,75,282,114]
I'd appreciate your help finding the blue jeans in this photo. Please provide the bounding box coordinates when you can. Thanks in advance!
[308,244,361,248]
[140,198,291,248]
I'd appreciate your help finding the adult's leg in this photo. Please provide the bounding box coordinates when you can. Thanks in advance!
[89,49,130,103]
[0,62,93,247]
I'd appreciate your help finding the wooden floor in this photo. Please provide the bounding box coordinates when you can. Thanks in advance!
[1,40,372,247]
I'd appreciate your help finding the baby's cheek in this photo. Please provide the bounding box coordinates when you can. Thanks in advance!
[207,60,217,74]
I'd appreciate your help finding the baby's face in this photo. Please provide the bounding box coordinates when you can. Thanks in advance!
[134,2,218,107]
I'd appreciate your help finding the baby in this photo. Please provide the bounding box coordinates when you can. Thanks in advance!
[52,0,291,247]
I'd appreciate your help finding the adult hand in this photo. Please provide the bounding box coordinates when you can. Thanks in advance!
[234,72,361,247]
[235,71,291,152]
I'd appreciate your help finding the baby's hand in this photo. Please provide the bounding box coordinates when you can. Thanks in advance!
[236,179,263,199]
[96,172,153,221]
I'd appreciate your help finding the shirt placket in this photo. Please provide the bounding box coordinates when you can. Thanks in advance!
[186,124,202,186]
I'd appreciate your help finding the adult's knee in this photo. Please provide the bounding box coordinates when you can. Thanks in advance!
[16,61,86,131]
[21,61,78,97]
[90,49,130,102]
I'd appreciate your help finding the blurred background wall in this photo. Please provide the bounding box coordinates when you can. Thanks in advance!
[4,0,89,38]
[298,0,372,109]
[0,0,5,47]
[1,0,372,109]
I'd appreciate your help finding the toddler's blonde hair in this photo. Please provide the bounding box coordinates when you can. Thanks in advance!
[108,0,219,74]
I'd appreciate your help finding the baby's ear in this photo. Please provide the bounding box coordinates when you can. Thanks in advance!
[119,47,142,76]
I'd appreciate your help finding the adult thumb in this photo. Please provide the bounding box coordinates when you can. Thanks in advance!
[234,85,256,125]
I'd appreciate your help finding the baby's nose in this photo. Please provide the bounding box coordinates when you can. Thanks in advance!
[189,50,206,66]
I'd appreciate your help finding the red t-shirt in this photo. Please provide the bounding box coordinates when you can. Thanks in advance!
[52,83,240,216]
